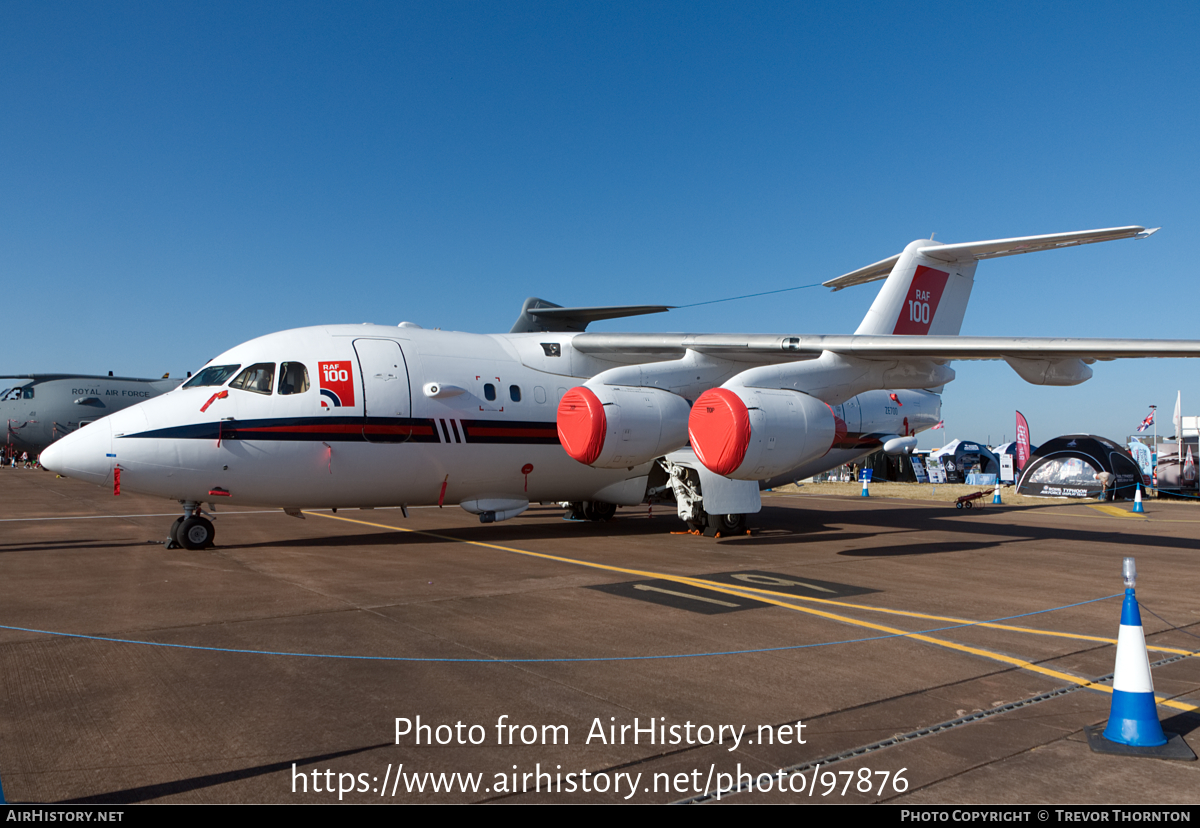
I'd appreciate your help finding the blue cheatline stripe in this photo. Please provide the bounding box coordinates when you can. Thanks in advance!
[1104,688,1168,746]
[0,594,1119,664]
[1120,588,1143,627]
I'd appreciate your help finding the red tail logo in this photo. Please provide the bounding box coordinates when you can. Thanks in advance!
[892,265,949,335]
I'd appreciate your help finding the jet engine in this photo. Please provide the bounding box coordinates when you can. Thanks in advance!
[688,387,837,480]
[557,384,691,469]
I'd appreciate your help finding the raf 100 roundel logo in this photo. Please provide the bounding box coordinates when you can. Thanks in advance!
[319,361,356,408]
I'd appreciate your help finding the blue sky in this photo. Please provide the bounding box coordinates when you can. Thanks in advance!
[3,2,1197,446]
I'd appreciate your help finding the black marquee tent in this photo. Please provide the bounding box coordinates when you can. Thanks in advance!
[1016,434,1142,499]
[930,439,1000,484]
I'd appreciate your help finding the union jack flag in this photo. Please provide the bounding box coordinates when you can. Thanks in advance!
[1136,410,1155,432]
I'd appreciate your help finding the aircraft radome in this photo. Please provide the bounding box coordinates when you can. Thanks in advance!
[2,373,181,458]
[42,226,1200,550]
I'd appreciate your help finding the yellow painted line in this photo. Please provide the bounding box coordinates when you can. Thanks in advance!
[672,578,1198,658]
[305,511,1198,711]
[1023,510,1200,525]
[1087,504,1137,518]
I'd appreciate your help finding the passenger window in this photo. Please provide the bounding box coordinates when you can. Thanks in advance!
[229,363,276,395]
[534,386,547,404]
[509,385,521,402]
[278,362,310,395]
[484,383,496,401]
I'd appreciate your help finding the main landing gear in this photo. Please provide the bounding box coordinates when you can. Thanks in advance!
[563,501,618,522]
[662,459,750,537]
[167,501,216,550]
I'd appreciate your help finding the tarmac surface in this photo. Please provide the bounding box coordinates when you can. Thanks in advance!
[1,471,1198,804]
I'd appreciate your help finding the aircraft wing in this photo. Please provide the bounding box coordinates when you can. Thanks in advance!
[571,333,1200,363]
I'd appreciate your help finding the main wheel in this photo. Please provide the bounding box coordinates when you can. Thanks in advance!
[710,513,746,534]
[584,501,617,521]
[178,516,215,550]
[168,516,185,546]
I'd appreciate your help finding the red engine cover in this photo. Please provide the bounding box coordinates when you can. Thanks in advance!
[557,387,606,465]
[688,388,752,476]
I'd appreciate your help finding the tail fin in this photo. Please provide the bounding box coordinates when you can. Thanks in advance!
[824,226,1157,337]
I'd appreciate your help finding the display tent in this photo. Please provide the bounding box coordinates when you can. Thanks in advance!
[992,440,1038,477]
[1016,434,1142,499]
[928,439,1000,484]
[991,441,1039,462]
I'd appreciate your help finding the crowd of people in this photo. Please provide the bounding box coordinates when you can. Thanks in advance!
[2,447,38,469]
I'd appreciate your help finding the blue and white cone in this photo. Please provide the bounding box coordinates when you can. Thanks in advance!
[1102,588,1166,747]
[992,482,1002,504]
[1132,484,1145,514]
[860,476,869,497]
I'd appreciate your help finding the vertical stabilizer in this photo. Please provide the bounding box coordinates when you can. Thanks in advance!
[855,240,977,336]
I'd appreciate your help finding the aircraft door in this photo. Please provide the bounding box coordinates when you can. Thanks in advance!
[353,339,411,418]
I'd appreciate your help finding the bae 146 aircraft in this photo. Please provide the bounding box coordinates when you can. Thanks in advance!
[2,373,181,457]
[42,226,1200,549]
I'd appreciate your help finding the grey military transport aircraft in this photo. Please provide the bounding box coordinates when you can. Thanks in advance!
[1,374,182,459]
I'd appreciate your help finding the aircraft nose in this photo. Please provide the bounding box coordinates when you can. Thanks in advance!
[41,417,114,484]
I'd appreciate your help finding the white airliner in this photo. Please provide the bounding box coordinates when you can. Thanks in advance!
[42,226,1200,549]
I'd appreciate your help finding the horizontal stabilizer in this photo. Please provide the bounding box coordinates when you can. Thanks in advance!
[510,297,673,334]
[824,226,1156,291]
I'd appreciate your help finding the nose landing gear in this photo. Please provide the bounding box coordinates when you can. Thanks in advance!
[167,501,216,550]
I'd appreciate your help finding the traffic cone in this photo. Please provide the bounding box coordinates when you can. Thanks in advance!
[860,474,869,497]
[1132,484,1145,514]
[1086,558,1196,759]
[992,481,1002,504]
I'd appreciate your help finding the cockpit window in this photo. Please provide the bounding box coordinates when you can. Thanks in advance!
[229,363,276,395]
[1,386,32,401]
[22,387,34,399]
[278,362,310,395]
[183,365,241,389]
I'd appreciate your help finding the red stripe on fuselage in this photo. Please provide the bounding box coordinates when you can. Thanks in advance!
[467,426,558,438]
[237,423,436,436]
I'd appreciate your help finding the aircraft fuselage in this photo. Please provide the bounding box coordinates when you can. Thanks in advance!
[43,324,939,510]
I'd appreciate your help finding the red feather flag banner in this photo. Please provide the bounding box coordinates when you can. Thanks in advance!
[1015,411,1031,472]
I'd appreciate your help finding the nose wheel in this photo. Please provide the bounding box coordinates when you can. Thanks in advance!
[167,504,216,550]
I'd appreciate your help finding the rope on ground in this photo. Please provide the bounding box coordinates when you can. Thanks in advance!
[0,593,1122,664]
